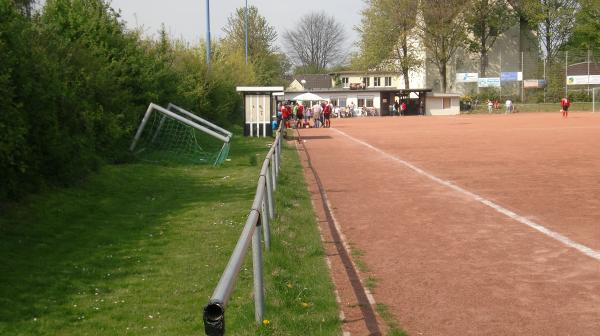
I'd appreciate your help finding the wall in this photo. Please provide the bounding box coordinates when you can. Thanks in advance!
[426,96,460,115]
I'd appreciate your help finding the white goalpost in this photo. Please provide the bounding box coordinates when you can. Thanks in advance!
[130,103,232,165]
[593,87,600,113]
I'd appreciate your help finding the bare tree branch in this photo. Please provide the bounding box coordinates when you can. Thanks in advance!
[283,12,346,72]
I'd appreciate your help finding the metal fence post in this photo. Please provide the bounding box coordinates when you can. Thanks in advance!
[261,191,271,251]
[252,222,264,325]
[265,165,275,219]
[270,156,277,191]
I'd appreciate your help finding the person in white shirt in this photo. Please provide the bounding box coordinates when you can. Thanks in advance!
[312,103,322,128]
[505,99,513,114]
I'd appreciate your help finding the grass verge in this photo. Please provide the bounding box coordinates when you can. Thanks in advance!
[0,136,340,335]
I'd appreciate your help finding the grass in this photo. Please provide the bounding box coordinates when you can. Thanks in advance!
[464,101,596,114]
[0,135,340,335]
[376,304,407,336]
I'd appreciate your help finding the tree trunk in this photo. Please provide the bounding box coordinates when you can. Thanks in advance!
[480,50,488,78]
[402,40,410,89]
[440,63,447,93]
[480,35,488,77]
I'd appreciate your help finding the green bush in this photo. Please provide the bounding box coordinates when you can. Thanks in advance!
[0,0,268,202]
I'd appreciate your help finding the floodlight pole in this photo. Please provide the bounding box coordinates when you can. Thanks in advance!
[205,0,211,66]
[245,0,249,64]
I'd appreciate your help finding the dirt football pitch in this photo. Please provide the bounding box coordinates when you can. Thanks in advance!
[296,112,600,335]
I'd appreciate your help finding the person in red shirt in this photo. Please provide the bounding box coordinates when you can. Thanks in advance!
[561,97,571,118]
[281,102,291,129]
[296,102,304,128]
[323,101,332,128]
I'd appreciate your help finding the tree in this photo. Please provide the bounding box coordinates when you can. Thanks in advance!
[222,6,277,58]
[221,6,287,85]
[537,0,579,60]
[11,0,33,16]
[465,0,516,76]
[567,0,600,50]
[283,12,347,73]
[419,0,469,92]
[505,0,542,53]
[355,0,421,88]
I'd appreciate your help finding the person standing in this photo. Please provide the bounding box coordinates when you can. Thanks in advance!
[487,99,493,113]
[561,96,571,118]
[304,103,312,127]
[400,101,407,116]
[324,101,333,128]
[505,99,513,114]
[312,103,322,128]
[296,102,304,128]
[348,101,355,117]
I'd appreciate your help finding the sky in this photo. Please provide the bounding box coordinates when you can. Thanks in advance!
[108,0,365,50]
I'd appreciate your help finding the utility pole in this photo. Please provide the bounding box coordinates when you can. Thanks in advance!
[205,0,211,66]
[245,0,249,64]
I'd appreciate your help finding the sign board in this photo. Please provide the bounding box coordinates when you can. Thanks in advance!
[523,79,546,88]
[500,72,523,81]
[567,75,600,85]
[478,77,501,87]
[456,73,479,83]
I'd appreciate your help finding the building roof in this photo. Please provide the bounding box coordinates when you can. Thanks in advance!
[292,74,332,90]
[567,62,600,76]
[329,70,401,76]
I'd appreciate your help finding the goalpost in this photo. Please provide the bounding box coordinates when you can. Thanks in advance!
[130,103,232,166]
[594,87,600,113]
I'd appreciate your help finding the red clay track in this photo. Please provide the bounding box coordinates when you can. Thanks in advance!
[297,113,600,335]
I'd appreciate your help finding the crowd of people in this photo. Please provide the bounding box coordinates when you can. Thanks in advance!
[273,100,335,132]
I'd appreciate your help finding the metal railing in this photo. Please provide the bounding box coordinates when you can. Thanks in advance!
[203,127,283,336]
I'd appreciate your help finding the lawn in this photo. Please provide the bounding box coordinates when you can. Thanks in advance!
[465,101,596,114]
[0,135,340,335]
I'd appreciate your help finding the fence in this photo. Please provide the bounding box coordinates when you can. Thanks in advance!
[203,127,283,336]
[455,50,600,104]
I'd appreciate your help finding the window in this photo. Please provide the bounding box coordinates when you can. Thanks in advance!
[337,98,347,107]
[366,99,374,107]
[385,77,392,86]
[357,98,365,107]
[373,77,381,87]
[362,77,370,87]
[342,77,349,88]
[443,98,451,109]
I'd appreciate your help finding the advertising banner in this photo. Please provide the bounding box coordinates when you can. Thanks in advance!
[523,79,546,88]
[567,75,589,85]
[456,73,479,83]
[478,77,501,87]
[500,72,523,81]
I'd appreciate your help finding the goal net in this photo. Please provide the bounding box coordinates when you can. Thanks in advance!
[130,103,232,166]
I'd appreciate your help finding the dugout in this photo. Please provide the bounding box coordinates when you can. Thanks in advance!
[380,89,431,116]
[236,86,284,137]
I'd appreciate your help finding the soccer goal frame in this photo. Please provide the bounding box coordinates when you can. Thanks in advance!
[593,87,600,113]
[130,103,232,166]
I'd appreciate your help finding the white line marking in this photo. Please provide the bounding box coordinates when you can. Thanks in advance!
[333,128,600,262]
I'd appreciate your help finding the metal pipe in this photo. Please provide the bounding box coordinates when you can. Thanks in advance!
[260,161,271,250]
[565,51,568,98]
[205,0,211,66]
[129,103,155,151]
[148,104,230,143]
[167,103,233,138]
[252,219,264,324]
[245,0,249,65]
[203,129,284,335]
[265,163,275,219]
[271,153,277,191]
[209,209,260,306]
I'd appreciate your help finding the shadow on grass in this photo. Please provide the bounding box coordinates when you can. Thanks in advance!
[0,163,254,330]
